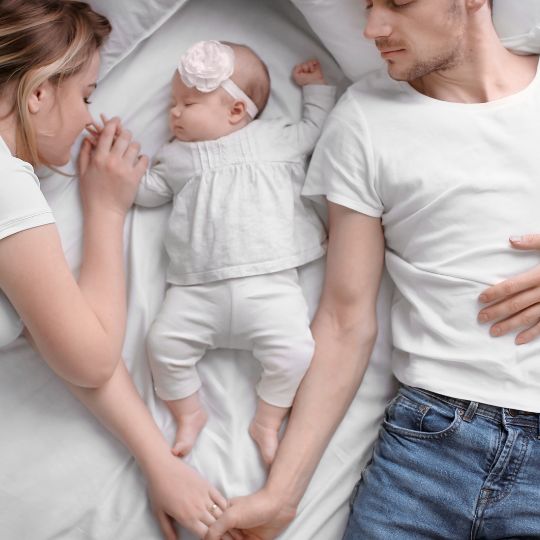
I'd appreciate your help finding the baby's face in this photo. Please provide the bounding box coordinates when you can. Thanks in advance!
[169,72,232,142]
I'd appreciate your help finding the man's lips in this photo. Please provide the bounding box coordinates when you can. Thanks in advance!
[379,48,406,58]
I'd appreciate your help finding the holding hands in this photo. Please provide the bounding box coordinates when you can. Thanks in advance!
[205,489,296,540]
[78,115,148,217]
[145,455,234,540]
[293,59,327,86]
[478,235,540,344]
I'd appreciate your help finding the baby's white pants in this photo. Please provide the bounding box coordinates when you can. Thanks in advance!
[147,269,314,408]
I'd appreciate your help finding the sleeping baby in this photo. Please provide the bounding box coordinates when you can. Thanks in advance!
[136,40,335,464]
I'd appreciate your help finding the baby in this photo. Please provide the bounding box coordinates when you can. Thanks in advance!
[136,40,335,464]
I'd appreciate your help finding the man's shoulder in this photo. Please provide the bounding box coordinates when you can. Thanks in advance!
[334,69,406,120]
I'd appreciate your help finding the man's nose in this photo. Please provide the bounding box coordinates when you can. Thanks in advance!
[363,7,392,40]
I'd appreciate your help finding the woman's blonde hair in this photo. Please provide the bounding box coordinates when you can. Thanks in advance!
[0,0,111,165]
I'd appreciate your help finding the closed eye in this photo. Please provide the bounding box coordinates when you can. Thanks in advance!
[391,0,413,7]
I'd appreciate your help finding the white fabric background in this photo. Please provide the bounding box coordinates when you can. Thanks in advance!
[87,0,188,78]
[2,0,540,538]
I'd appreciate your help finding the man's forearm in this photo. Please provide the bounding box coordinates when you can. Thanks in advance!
[266,318,377,511]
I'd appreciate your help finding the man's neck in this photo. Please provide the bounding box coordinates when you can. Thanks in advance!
[409,25,539,104]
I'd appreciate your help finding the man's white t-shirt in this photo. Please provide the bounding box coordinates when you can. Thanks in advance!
[0,136,55,347]
[303,61,540,412]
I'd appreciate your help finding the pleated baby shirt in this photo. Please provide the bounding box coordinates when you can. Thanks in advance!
[136,84,336,285]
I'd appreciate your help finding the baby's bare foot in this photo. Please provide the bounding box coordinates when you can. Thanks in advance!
[171,407,208,457]
[249,419,280,466]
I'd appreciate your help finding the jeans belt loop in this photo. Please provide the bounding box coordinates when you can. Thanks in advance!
[463,401,478,423]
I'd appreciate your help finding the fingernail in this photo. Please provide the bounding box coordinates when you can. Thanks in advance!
[510,235,523,243]
[478,313,489,323]
[491,326,502,336]
[479,294,488,303]
[516,336,526,345]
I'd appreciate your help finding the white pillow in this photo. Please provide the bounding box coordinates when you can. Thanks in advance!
[291,0,382,81]
[86,0,189,78]
[494,0,540,53]
[291,0,540,81]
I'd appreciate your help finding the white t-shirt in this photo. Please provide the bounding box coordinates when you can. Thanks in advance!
[136,85,335,285]
[0,136,55,348]
[304,61,540,412]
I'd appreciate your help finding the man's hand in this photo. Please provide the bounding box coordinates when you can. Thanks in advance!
[292,60,327,86]
[205,489,296,540]
[478,235,540,344]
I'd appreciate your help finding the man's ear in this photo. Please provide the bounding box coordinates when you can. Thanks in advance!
[465,0,489,14]
[229,100,248,125]
[28,80,54,115]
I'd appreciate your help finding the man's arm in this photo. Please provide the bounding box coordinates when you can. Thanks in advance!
[206,202,385,540]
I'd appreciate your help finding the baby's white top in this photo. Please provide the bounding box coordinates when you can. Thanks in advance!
[0,136,55,348]
[136,84,336,285]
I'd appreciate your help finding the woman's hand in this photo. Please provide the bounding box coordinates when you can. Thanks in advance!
[145,454,236,540]
[478,235,540,344]
[78,116,148,217]
[205,489,296,540]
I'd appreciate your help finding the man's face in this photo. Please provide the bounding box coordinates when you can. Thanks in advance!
[363,0,467,81]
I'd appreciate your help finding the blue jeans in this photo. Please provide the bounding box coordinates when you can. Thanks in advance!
[343,385,540,539]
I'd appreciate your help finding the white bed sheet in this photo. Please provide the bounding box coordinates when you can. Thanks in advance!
[0,1,397,539]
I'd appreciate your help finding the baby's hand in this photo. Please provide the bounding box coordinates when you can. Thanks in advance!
[293,60,327,86]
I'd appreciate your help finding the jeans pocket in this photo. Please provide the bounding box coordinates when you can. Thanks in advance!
[383,392,462,440]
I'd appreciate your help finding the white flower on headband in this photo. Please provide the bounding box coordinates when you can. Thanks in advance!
[178,40,235,93]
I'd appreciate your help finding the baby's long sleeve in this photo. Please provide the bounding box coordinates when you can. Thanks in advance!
[135,157,174,208]
[135,140,196,207]
[282,85,337,156]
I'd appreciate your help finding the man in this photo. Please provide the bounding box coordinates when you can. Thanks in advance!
[207,1,540,538]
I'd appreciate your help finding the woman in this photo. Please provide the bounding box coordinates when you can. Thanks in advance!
[0,2,231,538]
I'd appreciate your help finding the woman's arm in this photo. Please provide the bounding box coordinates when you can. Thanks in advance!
[65,358,229,540]
[0,119,146,386]
[0,118,230,538]
[206,203,385,540]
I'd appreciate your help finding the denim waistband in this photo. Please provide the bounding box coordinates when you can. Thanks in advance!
[402,385,540,432]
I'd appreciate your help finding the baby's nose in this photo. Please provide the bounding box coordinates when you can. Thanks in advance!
[170,105,182,118]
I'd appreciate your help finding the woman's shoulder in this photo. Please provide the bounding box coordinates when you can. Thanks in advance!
[0,153,54,240]
[0,152,41,192]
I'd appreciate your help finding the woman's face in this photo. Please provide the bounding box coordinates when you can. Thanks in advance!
[31,50,100,166]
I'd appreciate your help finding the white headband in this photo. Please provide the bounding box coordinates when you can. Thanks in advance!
[178,40,259,119]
